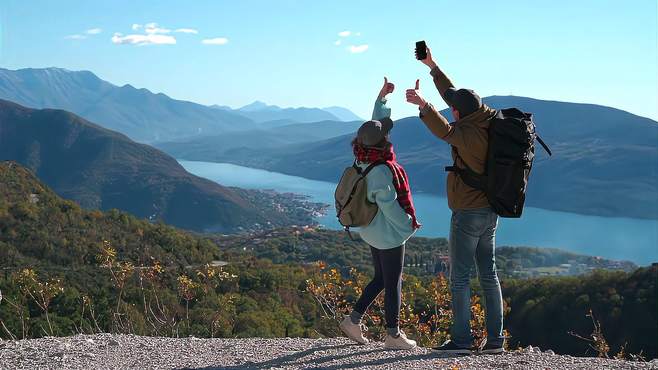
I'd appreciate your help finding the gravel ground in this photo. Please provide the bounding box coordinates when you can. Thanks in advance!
[0,334,655,370]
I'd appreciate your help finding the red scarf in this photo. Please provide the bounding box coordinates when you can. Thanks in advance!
[353,142,421,230]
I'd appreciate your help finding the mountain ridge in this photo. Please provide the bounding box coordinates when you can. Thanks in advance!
[0,67,257,143]
[234,100,342,123]
[0,100,313,232]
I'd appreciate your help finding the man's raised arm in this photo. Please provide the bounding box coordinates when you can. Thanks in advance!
[419,47,455,106]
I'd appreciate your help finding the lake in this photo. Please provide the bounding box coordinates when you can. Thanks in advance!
[180,160,658,266]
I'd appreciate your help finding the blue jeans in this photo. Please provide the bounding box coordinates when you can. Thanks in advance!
[449,207,504,347]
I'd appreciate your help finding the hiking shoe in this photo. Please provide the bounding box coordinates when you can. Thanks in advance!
[479,340,504,355]
[384,330,417,350]
[339,316,369,345]
[432,340,472,355]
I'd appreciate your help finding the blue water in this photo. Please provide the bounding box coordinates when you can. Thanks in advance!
[180,160,658,266]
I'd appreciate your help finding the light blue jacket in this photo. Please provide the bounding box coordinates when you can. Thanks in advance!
[356,98,416,249]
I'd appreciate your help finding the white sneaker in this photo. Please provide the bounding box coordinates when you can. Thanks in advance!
[339,316,369,345]
[384,330,417,350]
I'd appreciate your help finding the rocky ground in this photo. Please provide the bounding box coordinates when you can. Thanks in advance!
[0,334,655,370]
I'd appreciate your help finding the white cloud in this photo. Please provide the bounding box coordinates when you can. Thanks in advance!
[334,40,341,46]
[111,23,200,46]
[175,28,198,34]
[355,32,361,36]
[348,44,368,53]
[65,27,102,40]
[338,30,351,37]
[144,23,171,34]
[111,32,176,45]
[202,37,229,45]
[65,34,86,40]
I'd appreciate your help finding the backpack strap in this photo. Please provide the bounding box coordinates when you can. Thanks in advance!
[354,160,387,176]
[536,134,552,156]
[344,226,357,241]
[445,149,486,191]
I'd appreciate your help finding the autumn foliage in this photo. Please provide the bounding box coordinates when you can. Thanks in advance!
[306,261,506,348]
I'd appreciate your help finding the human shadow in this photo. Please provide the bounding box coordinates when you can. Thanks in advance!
[290,348,442,370]
[182,342,355,370]
[182,343,460,370]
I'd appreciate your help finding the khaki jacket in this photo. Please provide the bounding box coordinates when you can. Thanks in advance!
[419,66,497,210]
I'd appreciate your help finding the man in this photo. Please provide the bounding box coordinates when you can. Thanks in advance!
[405,45,505,355]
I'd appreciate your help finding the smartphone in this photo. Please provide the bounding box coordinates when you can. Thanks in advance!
[415,40,427,60]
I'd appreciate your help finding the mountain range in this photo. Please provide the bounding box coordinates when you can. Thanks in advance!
[0,99,309,232]
[163,96,658,220]
[0,67,361,143]
[1,66,656,220]
[156,119,362,160]
[214,101,362,124]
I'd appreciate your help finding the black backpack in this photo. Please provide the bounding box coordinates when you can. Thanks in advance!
[446,108,552,218]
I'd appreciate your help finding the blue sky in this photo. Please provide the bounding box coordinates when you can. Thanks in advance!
[1,0,656,120]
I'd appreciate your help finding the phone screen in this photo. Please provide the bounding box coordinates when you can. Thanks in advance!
[415,40,427,60]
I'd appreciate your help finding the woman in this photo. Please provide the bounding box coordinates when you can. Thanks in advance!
[339,77,421,350]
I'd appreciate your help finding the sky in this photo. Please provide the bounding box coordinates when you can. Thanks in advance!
[1,0,656,120]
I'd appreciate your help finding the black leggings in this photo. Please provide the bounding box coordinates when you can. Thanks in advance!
[353,245,405,328]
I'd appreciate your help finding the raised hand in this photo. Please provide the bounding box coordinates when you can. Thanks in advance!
[378,77,395,100]
[405,79,427,108]
[420,46,437,69]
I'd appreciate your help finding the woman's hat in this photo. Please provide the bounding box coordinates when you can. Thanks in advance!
[356,118,393,146]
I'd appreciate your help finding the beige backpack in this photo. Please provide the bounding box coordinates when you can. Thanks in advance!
[334,160,385,238]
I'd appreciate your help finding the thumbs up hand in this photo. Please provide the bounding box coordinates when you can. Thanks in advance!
[378,77,395,100]
[406,79,427,108]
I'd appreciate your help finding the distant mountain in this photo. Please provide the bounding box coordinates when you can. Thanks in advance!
[215,101,362,124]
[210,104,233,110]
[185,96,658,220]
[0,67,257,143]
[238,100,274,112]
[0,99,308,232]
[322,106,363,122]
[233,101,342,123]
[156,120,362,161]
